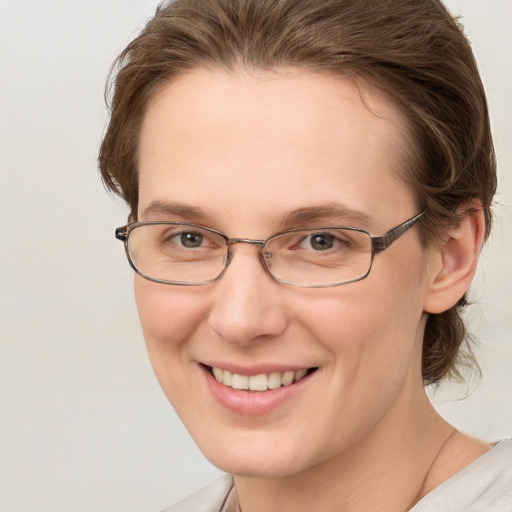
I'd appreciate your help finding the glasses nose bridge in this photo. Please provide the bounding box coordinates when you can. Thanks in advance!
[224,237,271,276]
[227,237,266,248]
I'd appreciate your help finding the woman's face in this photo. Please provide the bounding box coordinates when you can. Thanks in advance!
[135,68,434,477]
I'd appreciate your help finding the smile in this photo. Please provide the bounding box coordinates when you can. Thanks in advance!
[209,366,314,391]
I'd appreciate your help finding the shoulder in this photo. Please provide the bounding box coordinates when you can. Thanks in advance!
[411,439,512,511]
[161,475,234,512]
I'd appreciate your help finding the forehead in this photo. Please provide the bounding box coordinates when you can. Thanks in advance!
[137,68,415,232]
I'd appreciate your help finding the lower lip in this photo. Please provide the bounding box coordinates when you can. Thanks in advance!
[200,365,315,416]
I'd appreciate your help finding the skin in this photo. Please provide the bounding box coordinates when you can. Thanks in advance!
[135,68,489,511]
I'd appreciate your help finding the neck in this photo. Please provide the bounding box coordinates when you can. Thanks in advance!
[234,387,454,512]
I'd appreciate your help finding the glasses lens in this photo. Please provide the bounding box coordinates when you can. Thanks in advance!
[264,228,372,286]
[127,223,227,284]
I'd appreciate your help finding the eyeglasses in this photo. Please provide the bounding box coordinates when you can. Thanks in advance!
[115,211,425,288]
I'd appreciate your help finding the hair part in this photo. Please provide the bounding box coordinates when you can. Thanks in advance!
[99,0,497,384]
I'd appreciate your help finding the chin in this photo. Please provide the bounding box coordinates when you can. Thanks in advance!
[191,429,323,478]
[205,451,307,478]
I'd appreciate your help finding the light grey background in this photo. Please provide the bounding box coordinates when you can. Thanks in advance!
[0,1,510,511]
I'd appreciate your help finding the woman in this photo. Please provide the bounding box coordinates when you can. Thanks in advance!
[99,0,511,510]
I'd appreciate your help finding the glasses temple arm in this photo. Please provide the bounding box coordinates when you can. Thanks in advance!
[371,211,425,252]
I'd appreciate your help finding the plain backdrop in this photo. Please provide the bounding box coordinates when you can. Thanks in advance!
[0,1,511,511]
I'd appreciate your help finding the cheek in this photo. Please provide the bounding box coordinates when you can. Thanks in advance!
[134,277,207,387]
[298,257,426,385]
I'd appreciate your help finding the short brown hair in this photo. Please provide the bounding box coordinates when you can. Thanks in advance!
[99,0,497,384]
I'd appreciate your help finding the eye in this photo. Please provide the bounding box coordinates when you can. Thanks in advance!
[277,229,356,255]
[159,227,213,250]
[299,231,352,251]
[308,233,335,251]
[179,231,204,248]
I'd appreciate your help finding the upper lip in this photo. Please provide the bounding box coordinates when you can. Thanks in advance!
[200,361,317,376]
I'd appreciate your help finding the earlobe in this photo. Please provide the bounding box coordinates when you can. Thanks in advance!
[423,205,486,314]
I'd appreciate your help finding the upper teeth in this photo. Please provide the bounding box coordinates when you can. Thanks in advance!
[211,367,308,391]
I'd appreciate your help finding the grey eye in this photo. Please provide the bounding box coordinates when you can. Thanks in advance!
[180,232,204,247]
[309,233,335,251]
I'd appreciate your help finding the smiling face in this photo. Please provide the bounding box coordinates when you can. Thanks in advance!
[135,68,434,477]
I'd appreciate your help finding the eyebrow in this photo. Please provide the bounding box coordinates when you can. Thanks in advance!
[141,200,207,221]
[279,204,375,229]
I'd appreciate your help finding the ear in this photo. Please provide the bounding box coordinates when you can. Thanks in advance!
[423,204,486,314]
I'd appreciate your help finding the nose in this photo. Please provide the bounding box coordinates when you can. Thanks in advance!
[208,244,288,346]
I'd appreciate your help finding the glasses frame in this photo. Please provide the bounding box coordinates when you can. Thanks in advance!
[115,210,425,288]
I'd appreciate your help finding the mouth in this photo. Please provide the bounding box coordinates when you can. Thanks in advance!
[206,365,318,392]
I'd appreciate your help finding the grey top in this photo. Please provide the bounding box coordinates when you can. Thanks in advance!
[163,439,512,512]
